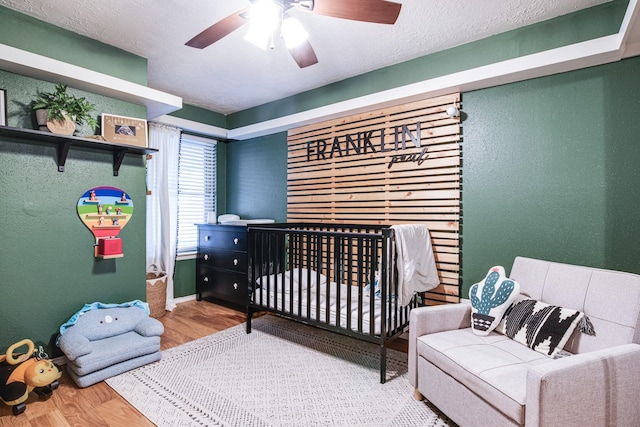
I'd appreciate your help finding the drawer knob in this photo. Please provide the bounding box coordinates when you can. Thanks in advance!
[204,235,210,241]
[233,258,239,266]
[204,254,209,261]
[204,276,209,282]
[233,283,238,290]
[233,238,239,245]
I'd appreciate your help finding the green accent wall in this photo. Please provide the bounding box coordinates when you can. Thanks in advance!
[0,6,147,85]
[225,133,288,222]
[0,72,147,356]
[227,0,628,128]
[173,258,196,298]
[461,55,640,297]
[169,104,227,129]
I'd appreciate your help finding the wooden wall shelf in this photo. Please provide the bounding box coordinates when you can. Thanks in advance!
[96,253,124,259]
[0,125,157,176]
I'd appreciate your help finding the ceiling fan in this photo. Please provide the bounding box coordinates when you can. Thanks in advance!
[185,0,402,68]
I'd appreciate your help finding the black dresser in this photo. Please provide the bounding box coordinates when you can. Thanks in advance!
[196,224,248,306]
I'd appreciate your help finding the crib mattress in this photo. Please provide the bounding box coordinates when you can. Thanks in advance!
[252,269,397,336]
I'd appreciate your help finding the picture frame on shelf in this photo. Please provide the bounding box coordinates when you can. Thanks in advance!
[0,89,7,126]
[101,113,148,147]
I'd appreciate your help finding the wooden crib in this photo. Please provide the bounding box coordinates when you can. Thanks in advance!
[246,223,422,383]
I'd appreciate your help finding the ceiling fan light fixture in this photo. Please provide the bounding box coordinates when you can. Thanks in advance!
[244,25,270,50]
[187,0,402,68]
[244,0,281,49]
[281,17,308,49]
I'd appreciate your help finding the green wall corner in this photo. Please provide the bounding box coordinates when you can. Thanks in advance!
[460,55,640,297]
[169,104,227,129]
[225,132,288,221]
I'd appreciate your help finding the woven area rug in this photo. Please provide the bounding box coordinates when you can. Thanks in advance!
[106,315,454,426]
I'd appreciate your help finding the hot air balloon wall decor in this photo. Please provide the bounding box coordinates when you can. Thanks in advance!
[77,186,133,258]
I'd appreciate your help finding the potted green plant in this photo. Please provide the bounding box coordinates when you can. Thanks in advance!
[33,83,98,135]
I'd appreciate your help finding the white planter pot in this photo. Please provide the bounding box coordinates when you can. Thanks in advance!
[35,109,50,132]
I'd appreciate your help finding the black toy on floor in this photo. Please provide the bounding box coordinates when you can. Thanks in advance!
[0,339,62,415]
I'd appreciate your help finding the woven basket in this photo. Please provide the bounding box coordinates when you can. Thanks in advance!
[146,264,167,318]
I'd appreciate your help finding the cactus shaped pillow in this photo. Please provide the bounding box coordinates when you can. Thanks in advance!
[470,266,520,336]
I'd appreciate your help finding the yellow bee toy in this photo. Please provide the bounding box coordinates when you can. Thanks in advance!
[0,339,62,415]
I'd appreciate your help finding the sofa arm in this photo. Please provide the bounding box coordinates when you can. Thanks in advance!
[134,317,165,337]
[408,302,472,388]
[58,332,92,361]
[526,343,640,426]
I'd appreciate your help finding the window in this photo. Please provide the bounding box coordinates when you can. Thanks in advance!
[176,134,216,255]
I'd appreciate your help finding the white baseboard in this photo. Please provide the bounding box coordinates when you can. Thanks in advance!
[173,294,197,305]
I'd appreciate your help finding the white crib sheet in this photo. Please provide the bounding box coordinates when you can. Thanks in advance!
[253,270,397,336]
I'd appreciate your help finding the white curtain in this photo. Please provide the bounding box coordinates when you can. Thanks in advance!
[146,122,181,312]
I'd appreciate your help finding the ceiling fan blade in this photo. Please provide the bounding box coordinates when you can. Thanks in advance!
[186,8,250,49]
[312,0,401,24]
[288,39,319,68]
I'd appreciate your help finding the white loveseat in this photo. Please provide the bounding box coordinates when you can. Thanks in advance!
[409,256,640,426]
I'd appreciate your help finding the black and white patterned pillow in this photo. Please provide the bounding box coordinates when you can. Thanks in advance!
[497,298,584,358]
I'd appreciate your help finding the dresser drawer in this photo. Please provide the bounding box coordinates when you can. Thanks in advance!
[197,266,247,306]
[199,228,247,251]
[199,248,247,272]
[196,224,248,307]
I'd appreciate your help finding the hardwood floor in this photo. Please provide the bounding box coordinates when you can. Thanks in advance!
[0,299,407,426]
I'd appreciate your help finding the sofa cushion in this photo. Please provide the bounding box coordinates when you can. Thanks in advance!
[497,298,584,357]
[417,328,554,425]
[68,331,161,375]
[508,256,640,354]
[469,266,520,336]
[67,351,162,388]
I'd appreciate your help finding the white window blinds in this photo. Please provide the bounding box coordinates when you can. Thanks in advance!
[176,134,217,254]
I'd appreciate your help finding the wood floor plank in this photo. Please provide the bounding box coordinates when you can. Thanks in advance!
[24,409,70,427]
[159,315,208,341]
[22,390,59,421]
[0,413,32,427]
[51,375,113,427]
[95,398,155,427]
[158,329,192,350]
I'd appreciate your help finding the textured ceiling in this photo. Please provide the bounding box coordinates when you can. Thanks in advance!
[0,0,610,115]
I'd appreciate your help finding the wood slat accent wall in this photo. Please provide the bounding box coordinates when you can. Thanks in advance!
[287,94,461,304]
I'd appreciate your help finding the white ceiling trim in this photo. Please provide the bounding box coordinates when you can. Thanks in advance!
[152,114,227,139]
[227,34,623,140]
[0,43,182,119]
[622,0,640,57]
[222,0,638,141]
